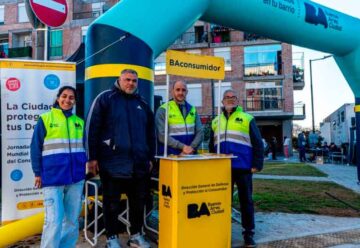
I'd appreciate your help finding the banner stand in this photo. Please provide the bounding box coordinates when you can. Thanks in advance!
[158,50,231,247]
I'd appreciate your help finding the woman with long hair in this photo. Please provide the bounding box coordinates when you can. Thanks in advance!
[30,86,86,248]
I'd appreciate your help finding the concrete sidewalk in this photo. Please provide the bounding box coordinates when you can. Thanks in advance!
[311,163,360,193]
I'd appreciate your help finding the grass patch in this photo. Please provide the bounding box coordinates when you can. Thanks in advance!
[233,179,360,217]
[258,162,327,177]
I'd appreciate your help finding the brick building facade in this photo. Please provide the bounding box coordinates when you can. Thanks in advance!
[0,0,305,153]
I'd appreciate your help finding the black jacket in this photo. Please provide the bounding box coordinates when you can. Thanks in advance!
[86,83,156,178]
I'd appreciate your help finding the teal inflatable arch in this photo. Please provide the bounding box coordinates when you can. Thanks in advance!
[85,0,360,181]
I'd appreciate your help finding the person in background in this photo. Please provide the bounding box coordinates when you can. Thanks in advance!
[262,138,269,157]
[283,136,291,160]
[298,131,307,162]
[270,136,277,160]
[86,69,155,248]
[209,89,264,248]
[155,80,203,156]
[31,86,86,248]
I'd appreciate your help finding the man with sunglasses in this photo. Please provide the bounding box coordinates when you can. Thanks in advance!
[155,80,203,156]
[209,89,264,248]
[86,69,155,248]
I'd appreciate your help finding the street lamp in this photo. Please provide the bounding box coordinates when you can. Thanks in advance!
[309,55,333,133]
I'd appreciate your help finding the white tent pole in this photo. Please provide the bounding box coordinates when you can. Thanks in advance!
[217,80,222,154]
[164,74,170,157]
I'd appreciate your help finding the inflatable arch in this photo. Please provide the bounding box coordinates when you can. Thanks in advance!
[85,0,360,181]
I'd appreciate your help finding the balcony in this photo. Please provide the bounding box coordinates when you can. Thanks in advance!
[243,99,295,119]
[243,99,284,112]
[170,29,244,49]
[243,32,269,41]
[73,10,102,20]
[170,31,209,49]
[293,102,306,120]
[8,46,32,59]
[243,62,284,80]
[293,65,305,90]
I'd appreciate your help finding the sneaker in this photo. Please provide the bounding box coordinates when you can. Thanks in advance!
[106,235,122,248]
[243,235,256,248]
[127,233,150,248]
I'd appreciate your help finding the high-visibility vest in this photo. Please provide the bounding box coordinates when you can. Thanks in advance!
[41,108,86,186]
[212,106,253,169]
[160,100,196,155]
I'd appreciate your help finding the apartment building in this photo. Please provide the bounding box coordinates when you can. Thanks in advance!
[154,23,305,150]
[0,0,305,152]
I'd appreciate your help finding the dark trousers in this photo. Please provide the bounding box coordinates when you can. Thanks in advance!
[299,147,306,162]
[232,169,255,236]
[100,173,148,237]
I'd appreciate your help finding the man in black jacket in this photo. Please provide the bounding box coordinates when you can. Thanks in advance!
[86,69,155,248]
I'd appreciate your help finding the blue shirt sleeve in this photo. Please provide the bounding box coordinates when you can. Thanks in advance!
[30,117,46,177]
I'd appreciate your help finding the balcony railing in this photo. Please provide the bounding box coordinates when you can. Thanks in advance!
[243,32,269,41]
[293,65,304,82]
[293,102,306,120]
[243,99,284,112]
[243,62,283,77]
[172,29,242,46]
[8,46,32,58]
[73,10,102,20]
[173,32,207,45]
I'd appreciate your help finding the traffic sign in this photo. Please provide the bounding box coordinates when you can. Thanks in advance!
[29,0,67,27]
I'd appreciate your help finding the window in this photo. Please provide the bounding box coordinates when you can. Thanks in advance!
[50,29,63,57]
[213,82,232,106]
[293,52,304,82]
[155,52,166,75]
[0,5,4,24]
[154,83,202,107]
[211,25,230,43]
[154,85,168,104]
[340,111,345,122]
[82,26,88,43]
[245,81,283,111]
[0,39,8,58]
[214,47,231,71]
[18,3,29,23]
[186,84,202,107]
[92,2,105,17]
[244,44,282,76]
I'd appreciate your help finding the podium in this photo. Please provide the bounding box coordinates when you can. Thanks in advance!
[158,155,232,248]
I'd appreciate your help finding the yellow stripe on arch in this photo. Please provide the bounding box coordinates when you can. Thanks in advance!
[85,64,154,82]
[354,105,360,112]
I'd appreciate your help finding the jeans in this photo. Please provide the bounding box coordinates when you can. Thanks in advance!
[232,169,255,236]
[41,179,84,248]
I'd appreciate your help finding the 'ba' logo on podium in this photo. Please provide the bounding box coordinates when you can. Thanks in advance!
[187,202,210,219]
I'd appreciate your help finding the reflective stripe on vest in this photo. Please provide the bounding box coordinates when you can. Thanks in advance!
[212,106,253,169]
[212,107,252,147]
[41,108,85,157]
[160,100,196,137]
